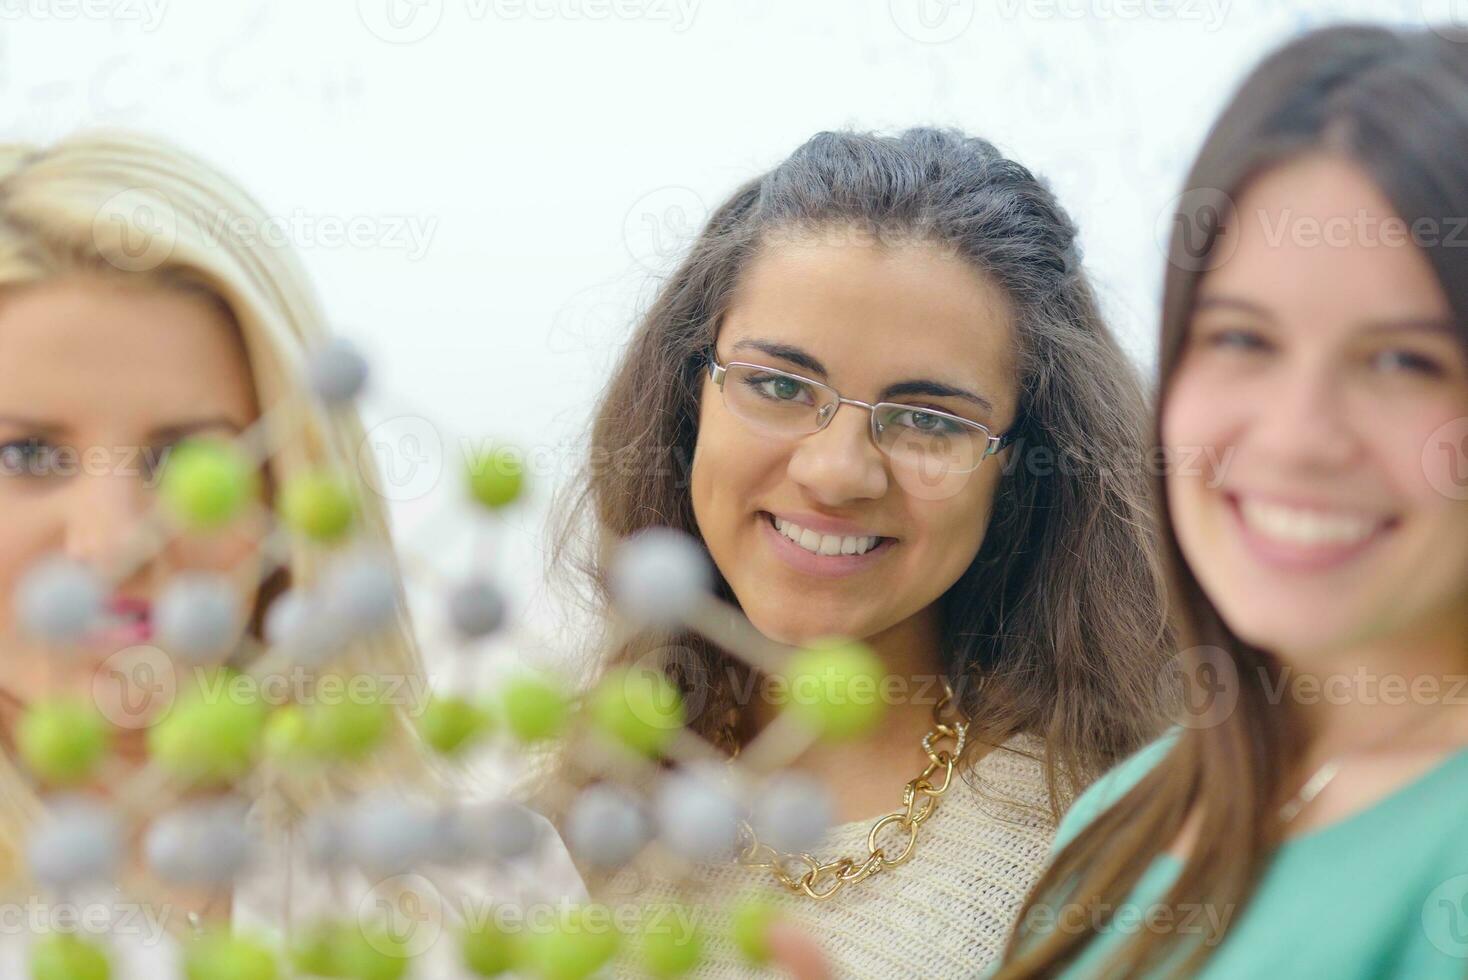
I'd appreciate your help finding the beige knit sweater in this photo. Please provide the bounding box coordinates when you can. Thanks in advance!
[610,733,1058,979]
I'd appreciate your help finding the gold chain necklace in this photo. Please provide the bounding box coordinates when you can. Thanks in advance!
[734,684,969,901]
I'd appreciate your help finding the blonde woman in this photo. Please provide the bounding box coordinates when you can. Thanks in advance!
[0,131,579,977]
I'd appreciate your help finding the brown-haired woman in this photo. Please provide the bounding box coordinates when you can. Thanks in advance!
[544,127,1173,976]
[995,24,1468,979]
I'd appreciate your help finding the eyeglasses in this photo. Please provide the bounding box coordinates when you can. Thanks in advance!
[707,353,1014,476]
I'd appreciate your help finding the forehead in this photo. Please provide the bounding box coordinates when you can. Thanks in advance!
[721,238,1017,393]
[0,277,258,432]
[1202,155,1452,330]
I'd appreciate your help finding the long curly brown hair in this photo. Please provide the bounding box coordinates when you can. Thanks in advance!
[546,126,1172,810]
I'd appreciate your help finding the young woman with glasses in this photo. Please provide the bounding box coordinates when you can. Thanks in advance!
[993,24,1468,978]
[544,127,1174,976]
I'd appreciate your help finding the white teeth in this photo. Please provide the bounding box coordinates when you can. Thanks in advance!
[772,516,880,557]
[1238,498,1380,546]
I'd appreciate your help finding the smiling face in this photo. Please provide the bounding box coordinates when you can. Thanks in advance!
[1163,155,1468,664]
[689,235,1019,651]
[0,275,267,725]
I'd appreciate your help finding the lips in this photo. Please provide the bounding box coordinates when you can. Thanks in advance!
[94,595,153,645]
[1224,491,1397,573]
[757,511,896,579]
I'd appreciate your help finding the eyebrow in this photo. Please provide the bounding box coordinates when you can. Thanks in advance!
[727,337,996,414]
[1195,297,1458,336]
[0,415,246,440]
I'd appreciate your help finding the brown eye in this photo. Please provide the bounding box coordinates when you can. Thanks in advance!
[1371,349,1445,377]
[0,439,55,477]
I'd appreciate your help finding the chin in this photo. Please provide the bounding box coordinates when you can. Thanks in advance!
[742,604,856,648]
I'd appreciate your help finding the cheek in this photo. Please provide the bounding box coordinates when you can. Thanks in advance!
[1397,398,1468,509]
[0,498,58,632]
[913,467,1001,575]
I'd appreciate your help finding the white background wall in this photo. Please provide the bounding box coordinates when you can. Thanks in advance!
[3,0,1444,672]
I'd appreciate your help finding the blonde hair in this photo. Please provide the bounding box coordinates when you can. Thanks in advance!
[0,131,433,898]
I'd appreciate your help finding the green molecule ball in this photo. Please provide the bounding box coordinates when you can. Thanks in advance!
[302,682,391,760]
[279,471,356,542]
[417,695,493,757]
[332,925,410,980]
[517,906,619,980]
[460,920,522,977]
[498,673,570,744]
[783,638,887,741]
[183,933,279,980]
[465,445,526,510]
[159,440,259,530]
[590,667,685,757]
[148,672,269,785]
[17,698,110,785]
[640,905,703,978]
[30,932,111,980]
[729,895,781,966]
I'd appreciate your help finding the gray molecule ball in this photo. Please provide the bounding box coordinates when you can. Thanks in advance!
[15,556,105,646]
[751,772,834,855]
[320,550,400,639]
[264,589,342,664]
[472,799,541,862]
[343,791,438,875]
[307,337,370,404]
[565,784,649,869]
[302,806,348,869]
[143,798,255,885]
[154,573,243,662]
[655,765,743,861]
[608,527,712,627]
[27,799,122,888]
[447,578,506,639]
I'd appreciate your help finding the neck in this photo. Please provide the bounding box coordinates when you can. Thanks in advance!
[742,608,953,823]
[1276,606,1468,766]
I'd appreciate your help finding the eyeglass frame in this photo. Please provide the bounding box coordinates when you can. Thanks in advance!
[706,351,1016,472]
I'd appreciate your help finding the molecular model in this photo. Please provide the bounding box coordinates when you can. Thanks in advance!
[4,337,952,979]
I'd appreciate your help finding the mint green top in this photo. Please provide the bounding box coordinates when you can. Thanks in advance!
[1008,731,1468,978]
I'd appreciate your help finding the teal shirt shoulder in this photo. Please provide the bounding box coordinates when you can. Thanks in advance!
[1013,729,1468,978]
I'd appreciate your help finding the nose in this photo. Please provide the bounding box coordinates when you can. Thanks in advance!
[61,467,154,571]
[785,401,889,505]
[1245,359,1362,473]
